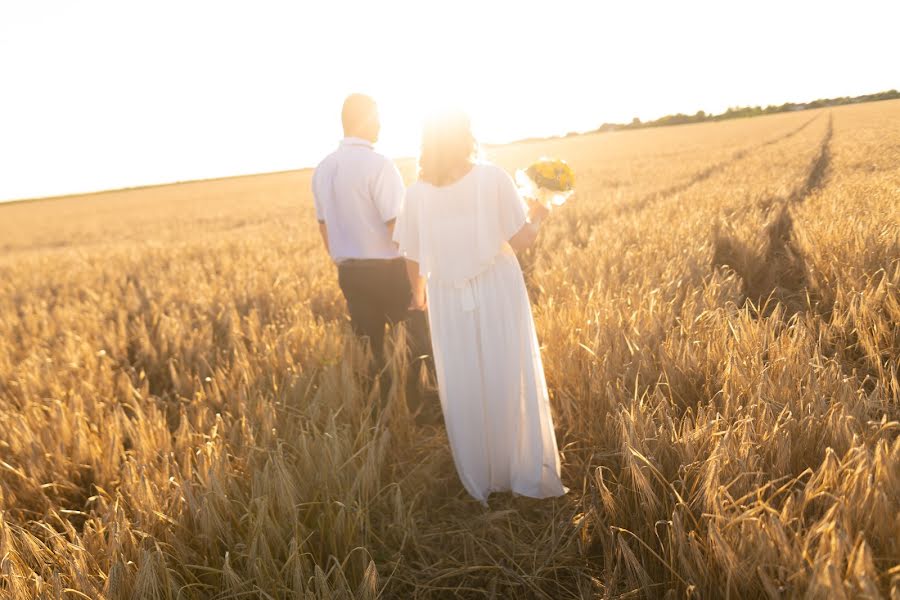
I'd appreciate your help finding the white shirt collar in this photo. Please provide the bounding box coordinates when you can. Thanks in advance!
[340,136,374,149]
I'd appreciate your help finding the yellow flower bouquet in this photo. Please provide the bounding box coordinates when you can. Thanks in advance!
[515,158,575,210]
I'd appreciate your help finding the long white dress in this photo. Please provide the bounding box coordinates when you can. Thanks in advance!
[393,163,568,504]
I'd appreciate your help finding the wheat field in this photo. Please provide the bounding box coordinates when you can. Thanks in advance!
[0,100,898,599]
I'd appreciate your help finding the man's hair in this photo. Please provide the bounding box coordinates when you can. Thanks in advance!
[341,94,377,134]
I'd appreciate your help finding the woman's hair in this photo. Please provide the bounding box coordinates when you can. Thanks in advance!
[418,110,479,186]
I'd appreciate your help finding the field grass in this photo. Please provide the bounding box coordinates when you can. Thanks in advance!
[0,100,897,599]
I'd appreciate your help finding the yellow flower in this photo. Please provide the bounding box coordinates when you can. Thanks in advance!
[524,158,575,192]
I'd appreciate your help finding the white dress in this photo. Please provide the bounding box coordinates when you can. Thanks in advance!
[393,163,568,504]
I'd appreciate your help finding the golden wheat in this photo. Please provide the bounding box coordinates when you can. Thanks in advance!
[0,101,897,599]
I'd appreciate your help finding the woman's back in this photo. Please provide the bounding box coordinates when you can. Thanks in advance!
[394,159,567,505]
[399,163,527,286]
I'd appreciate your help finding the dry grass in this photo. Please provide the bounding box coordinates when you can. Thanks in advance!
[0,101,897,599]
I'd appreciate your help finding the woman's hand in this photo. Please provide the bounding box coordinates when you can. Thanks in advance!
[409,286,427,311]
[525,198,550,225]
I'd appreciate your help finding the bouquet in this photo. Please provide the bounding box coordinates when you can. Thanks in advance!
[515,158,575,210]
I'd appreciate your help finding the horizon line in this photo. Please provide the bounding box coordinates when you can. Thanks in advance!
[3,88,896,207]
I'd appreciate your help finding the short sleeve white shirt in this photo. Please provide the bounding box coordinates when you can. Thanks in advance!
[311,137,405,262]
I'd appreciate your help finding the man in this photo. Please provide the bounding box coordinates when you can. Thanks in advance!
[312,93,433,410]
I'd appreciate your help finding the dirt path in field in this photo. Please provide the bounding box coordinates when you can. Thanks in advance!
[616,114,821,217]
[550,114,825,260]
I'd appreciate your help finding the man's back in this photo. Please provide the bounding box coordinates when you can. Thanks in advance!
[312,137,405,263]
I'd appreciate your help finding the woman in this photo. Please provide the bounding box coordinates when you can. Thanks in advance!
[392,111,568,505]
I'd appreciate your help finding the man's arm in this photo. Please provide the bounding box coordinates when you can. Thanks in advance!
[311,164,332,258]
[318,221,329,255]
[373,160,405,226]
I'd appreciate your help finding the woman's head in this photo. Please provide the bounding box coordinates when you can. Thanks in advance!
[418,109,479,186]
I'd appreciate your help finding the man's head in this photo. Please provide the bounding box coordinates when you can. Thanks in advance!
[342,94,380,143]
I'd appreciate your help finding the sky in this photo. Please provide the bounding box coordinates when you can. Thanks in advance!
[1,0,898,202]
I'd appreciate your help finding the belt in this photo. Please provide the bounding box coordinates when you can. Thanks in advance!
[338,257,404,268]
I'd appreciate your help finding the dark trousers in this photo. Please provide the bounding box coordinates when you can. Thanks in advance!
[337,258,434,409]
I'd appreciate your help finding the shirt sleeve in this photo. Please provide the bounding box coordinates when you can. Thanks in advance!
[495,166,528,241]
[373,159,406,222]
[392,187,420,262]
[311,165,326,223]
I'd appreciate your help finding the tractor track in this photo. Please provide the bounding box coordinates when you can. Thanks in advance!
[712,113,834,317]
[612,114,821,218]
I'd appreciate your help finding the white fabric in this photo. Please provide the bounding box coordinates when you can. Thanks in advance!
[394,163,568,504]
[311,137,405,262]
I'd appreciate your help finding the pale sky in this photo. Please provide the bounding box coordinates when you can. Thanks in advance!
[1,0,897,202]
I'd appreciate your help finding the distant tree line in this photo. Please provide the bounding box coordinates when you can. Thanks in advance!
[587,89,900,134]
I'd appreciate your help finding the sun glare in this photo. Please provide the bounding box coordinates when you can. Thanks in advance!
[335,4,546,158]
[1,0,898,200]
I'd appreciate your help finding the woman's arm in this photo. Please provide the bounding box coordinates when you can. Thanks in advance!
[508,199,550,253]
[405,259,427,310]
